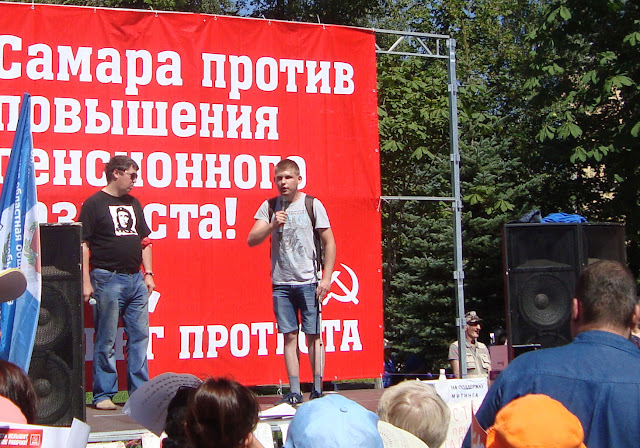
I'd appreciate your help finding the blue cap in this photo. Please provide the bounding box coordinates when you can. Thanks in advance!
[284,394,384,448]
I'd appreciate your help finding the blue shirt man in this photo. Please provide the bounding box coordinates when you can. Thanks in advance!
[466,260,640,448]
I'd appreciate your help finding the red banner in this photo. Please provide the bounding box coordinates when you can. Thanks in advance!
[0,2,382,386]
[0,428,43,447]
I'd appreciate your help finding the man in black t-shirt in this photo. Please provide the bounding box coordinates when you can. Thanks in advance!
[78,155,155,411]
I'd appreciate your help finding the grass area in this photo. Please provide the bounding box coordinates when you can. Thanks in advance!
[86,390,129,405]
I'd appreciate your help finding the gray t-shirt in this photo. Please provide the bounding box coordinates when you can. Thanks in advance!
[254,193,330,285]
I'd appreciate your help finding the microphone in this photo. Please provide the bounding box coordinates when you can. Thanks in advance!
[279,198,289,233]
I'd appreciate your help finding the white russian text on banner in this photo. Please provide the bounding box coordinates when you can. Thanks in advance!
[0,4,382,384]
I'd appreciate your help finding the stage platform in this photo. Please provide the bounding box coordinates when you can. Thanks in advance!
[86,388,385,444]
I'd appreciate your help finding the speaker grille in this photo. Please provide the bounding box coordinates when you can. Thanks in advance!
[35,283,71,349]
[504,223,626,357]
[29,223,85,426]
[519,273,572,329]
[29,352,73,425]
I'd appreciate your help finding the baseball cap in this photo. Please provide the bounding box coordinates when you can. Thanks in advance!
[378,421,429,448]
[0,269,27,303]
[465,311,482,324]
[284,394,383,448]
[123,372,202,436]
[486,394,587,448]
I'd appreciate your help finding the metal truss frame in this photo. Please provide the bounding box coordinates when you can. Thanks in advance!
[373,28,469,377]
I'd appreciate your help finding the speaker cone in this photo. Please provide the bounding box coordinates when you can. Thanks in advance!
[29,352,73,425]
[518,273,571,329]
[35,283,71,349]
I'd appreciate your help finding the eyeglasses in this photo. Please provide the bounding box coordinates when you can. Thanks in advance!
[467,322,481,327]
[118,169,138,181]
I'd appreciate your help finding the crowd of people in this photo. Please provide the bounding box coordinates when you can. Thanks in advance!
[0,258,632,448]
[149,258,638,448]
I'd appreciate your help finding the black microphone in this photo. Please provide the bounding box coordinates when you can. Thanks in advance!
[279,198,289,233]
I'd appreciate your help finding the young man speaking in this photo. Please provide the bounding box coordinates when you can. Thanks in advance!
[248,159,336,405]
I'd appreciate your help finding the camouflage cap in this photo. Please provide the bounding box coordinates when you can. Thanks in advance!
[465,311,482,324]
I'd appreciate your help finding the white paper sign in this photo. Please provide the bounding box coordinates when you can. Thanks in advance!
[423,378,488,448]
[0,418,90,448]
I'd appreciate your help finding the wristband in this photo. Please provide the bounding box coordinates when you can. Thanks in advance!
[144,272,154,277]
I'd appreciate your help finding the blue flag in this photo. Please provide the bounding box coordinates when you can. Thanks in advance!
[0,93,41,372]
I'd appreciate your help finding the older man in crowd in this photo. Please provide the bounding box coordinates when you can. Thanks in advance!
[448,311,491,378]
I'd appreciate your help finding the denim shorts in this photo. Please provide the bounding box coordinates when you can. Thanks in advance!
[272,283,320,335]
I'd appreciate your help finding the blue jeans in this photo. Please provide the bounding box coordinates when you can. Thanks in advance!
[273,283,320,334]
[91,269,149,404]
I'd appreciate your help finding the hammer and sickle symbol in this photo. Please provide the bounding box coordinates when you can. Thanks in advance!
[323,263,359,306]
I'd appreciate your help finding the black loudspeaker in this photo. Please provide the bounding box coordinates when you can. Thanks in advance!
[504,223,626,352]
[29,223,85,426]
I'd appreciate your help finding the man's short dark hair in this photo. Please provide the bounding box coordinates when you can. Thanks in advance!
[105,155,139,182]
[575,260,637,328]
[275,158,300,175]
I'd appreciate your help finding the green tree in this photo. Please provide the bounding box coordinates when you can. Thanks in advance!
[519,0,640,274]
[18,0,236,14]
[242,0,382,25]
[377,54,458,371]
[376,0,541,370]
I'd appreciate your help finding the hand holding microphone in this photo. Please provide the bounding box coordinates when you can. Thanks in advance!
[84,283,96,306]
[277,198,289,233]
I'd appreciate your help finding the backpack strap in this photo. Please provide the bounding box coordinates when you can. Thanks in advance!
[304,195,316,227]
[304,195,324,278]
[267,197,278,221]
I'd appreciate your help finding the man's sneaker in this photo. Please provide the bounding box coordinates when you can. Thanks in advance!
[94,398,117,410]
[309,390,323,400]
[276,392,303,406]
